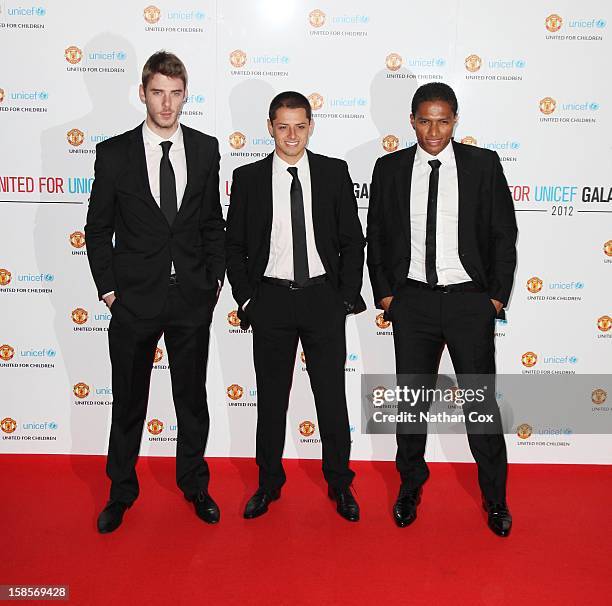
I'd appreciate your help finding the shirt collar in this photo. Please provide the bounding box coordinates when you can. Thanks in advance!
[415,140,455,168]
[272,149,309,175]
[142,121,184,150]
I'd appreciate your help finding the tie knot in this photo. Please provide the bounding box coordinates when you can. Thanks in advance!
[428,159,441,170]
[160,140,172,156]
[287,166,298,179]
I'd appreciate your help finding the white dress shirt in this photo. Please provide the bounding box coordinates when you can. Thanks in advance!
[264,151,326,280]
[407,142,471,285]
[142,121,187,210]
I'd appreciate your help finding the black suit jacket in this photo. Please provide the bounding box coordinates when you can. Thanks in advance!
[226,150,366,328]
[367,140,517,312]
[85,123,225,319]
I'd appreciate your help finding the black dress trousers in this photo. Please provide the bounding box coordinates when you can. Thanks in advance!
[247,280,355,492]
[391,282,508,502]
[106,284,217,504]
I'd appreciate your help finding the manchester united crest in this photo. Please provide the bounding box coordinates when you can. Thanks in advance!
[382,135,399,153]
[154,347,164,364]
[0,269,12,286]
[229,49,247,68]
[464,54,482,73]
[0,88,5,103]
[591,388,607,405]
[143,5,161,24]
[308,93,324,111]
[461,136,478,146]
[70,231,86,249]
[147,419,164,435]
[64,46,83,65]
[526,277,543,294]
[516,423,532,439]
[385,53,403,72]
[67,128,85,147]
[539,97,556,115]
[309,9,326,28]
[597,315,612,332]
[375,313,391,329]
[521,352,537,368]
[73,382,90,399]
[604,240,612,257]
[229,131,246,150]
[0,417,17,434]
[300,351,306,364]
[299,420,315,437]
[0,344,15,361]
[71,308,88,325]
[545,14,563,33]
[227,310,241,327]
[227,384,244,400]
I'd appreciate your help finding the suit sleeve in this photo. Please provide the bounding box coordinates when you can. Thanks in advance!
[225,169,252,306]
[199,138,225,284]
[337,160,366,305]
[366,157,393,307]
[85,145,116,299]
[487,153,517,305]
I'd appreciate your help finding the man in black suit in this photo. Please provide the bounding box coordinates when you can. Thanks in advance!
[367,82,517,536]
[226,91,366,522]
[85,51,225,533]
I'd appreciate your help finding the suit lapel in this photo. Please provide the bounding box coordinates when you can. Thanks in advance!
[452,140,473,248]
[128,125,167,223]
[177,125,197,223]
[306,150,325,259]
[396,145,417,248]
[258,153,274,243]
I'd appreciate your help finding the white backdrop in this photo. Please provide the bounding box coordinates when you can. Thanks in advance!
[1,0,611,464]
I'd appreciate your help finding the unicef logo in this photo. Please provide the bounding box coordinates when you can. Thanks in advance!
[515,59,526,68]
[46,349,56,357]
[116,51,127,60]
[575,282,585,289]
[48,422,58,430]
[589,102,600,111]
[510,141,520,149]
[435,58,446,66]
[347,353,359,361]
[195,94,205,103]
[36,7,46,16]
[39,91,48,100]
[195,11,205,19]
[43,273,54,282]
[596,19,606,28]
[569,356,578,364]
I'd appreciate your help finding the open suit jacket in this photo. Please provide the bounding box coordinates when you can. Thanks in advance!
[85,123,225,319]
[226,149,366,329]
[367,140,517,316]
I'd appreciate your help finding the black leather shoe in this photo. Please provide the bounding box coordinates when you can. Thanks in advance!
[393,485,422,528]
[243,487,281,519]
[483,498,512,537]
[189,490,220,524]
[97,500,130,534]
[328,486,360,522]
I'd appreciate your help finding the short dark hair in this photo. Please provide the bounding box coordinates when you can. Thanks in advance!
[142,50,188,90]
[269,91,312,122]
[411,82,458,116]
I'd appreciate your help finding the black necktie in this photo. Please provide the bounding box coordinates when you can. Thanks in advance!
[425,159,442,287]
[160,140,177,226]
[287,166,309,285]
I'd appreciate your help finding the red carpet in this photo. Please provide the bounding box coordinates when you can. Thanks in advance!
[2,456,610,605]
